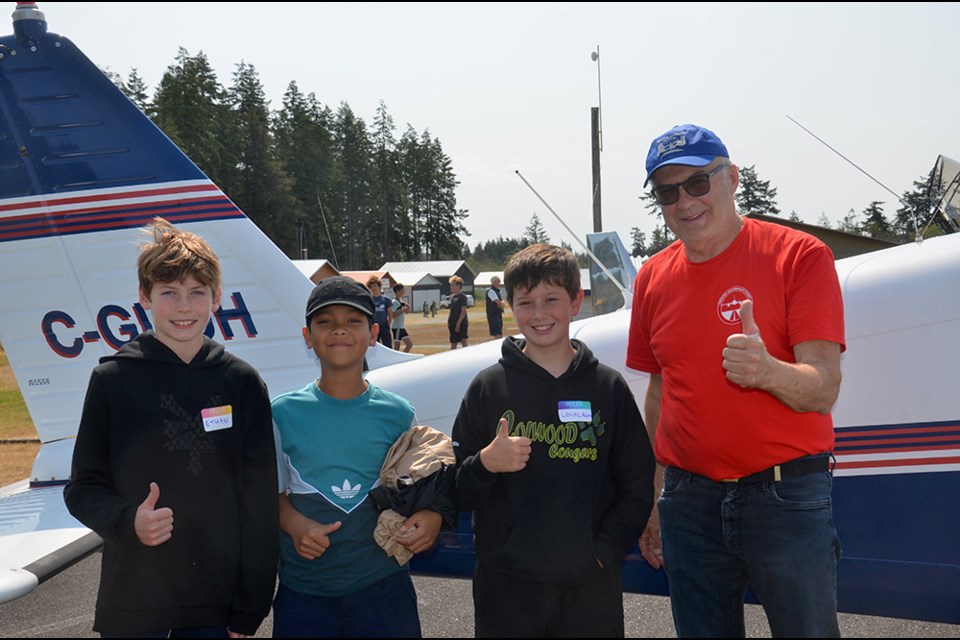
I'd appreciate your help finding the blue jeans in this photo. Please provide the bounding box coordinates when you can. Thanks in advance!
[659,461,841,638]
[272,571,422,638]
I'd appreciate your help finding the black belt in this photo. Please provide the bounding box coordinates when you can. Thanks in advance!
[721,454,831,484]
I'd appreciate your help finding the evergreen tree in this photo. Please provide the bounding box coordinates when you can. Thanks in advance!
[153,48,238,190]
[273,82,338,263]
[641,190,674,253]
[371,101,410,261]
[630,227,647,258]
[102,67,122,89]
[817,213,831,228]
[114,48,478,265]
[227,61,299,256]
[894,171,944,241]
[648,226,673,255]
[560,241,590,268]
[398,126,428,259]
[473,236,528,269]
[788,210,801,223]
[422,132,469,259]
[524,212,550,244]
[333,103,376,269]
[470,242,489,270]
[838,208,861,234]
[735,165,781,215]
[398,128,468,261]
[861,200,893,241]
[121,69,153,116]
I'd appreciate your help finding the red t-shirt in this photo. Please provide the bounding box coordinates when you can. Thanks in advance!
[626,218,845,480]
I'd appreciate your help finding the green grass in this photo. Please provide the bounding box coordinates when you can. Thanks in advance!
[0,348,35,440]
[0,346,39,485]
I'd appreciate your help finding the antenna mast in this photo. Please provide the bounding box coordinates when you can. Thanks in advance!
[785,115,918,237]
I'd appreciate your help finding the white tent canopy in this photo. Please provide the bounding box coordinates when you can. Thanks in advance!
[474,271,504,287]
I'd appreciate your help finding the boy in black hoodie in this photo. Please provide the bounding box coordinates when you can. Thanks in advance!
[64,217,278,638]
[452,243,655,638]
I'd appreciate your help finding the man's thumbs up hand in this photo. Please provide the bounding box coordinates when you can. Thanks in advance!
[738,299,761,338]
[723,299,769,389]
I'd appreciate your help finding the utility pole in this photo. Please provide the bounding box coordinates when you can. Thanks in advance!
[591,45,602,233]
[591,106,601,233]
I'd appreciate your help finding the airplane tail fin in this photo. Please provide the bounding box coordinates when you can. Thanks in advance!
[929,155,960,234]
[586,231,637,315]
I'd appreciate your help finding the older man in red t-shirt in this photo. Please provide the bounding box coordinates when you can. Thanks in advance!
[626,123,845,638]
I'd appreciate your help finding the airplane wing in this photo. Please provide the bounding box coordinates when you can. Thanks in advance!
[0,481,100,602]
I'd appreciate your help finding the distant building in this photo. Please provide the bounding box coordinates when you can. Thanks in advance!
[341,270,396,292]
[291,259,339,284]
[473,271,504,288]
[745,213,899,259]
[387,272,444,310]
[381,260,476,296]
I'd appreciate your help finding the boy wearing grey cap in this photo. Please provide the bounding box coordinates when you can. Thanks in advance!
[270,276,442,637]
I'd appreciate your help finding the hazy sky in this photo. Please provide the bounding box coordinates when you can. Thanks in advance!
[28,2,960,251]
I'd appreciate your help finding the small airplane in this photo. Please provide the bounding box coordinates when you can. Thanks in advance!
[1,2,959,626]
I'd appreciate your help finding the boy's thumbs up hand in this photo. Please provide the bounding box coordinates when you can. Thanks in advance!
[480,418,532,473]
[135,482,174,547]
[141,481,160,510]
[292,520,342,561]
[722,299,769,388]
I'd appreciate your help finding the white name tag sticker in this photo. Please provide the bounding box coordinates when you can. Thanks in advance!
[558,400,592,423]
[201,405,233,432]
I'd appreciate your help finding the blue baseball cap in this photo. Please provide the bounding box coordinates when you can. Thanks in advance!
[644,124,729,187]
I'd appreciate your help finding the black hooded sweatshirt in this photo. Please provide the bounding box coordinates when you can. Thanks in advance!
[452,337,655,587]
[63,332,278,635]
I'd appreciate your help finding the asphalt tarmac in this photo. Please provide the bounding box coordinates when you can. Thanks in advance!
[0,550,957,638]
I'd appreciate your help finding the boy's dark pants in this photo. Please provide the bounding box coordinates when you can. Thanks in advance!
[472,561,625,638]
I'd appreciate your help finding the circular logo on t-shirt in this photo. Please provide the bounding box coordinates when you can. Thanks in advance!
[717,286,753,325]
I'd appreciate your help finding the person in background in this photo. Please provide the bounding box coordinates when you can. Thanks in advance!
[64,217,278,638]
[391,283,414,353]
[447,275,469,350]
[453,243,654,638]
[366,276,393,350]
[485,275,506,339]
[627,123,845,637]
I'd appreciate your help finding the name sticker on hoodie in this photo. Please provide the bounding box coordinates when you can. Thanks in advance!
[558,400,592,423]
[201,405,233,432]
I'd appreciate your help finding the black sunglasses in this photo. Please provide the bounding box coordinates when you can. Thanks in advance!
[651,164,729,206]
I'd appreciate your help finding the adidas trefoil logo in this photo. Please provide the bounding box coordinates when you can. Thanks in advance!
[331,479,361,500]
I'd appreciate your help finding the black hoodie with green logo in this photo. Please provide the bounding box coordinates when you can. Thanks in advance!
[452,337,655,587]
[64,331,278,635]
